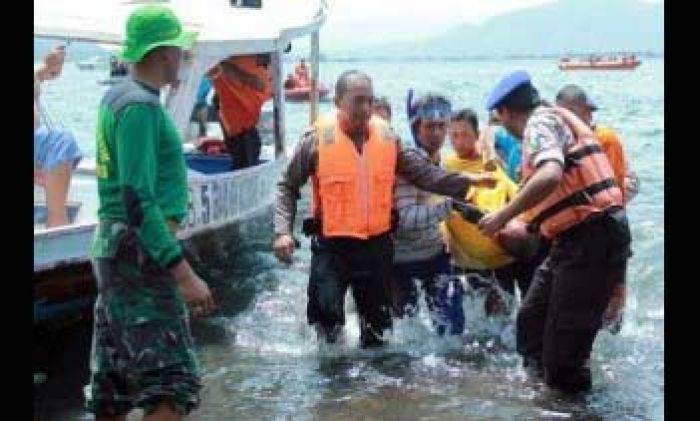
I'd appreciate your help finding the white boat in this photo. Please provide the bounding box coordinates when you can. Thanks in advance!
[33,0,328,322]
[75,56,102,71]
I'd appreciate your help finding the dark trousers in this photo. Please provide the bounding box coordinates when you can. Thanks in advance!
[224,127,261,169]
[493,240,551,298]
[516,208,631,393]
[308,233,394,348]
[390,252,465,336]
[449,241,549,317]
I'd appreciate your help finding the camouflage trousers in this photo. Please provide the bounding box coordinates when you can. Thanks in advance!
[85,225,201,416]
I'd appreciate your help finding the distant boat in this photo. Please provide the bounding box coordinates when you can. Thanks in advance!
[285,83,329,102]
[559,54,641,71]
[75,56,102,71]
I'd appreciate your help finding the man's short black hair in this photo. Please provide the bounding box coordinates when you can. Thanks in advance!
[451,108,479,134]
[335,70,372,100]
[496,83,542,114]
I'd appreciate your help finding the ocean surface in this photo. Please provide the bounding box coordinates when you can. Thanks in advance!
[36,57,664,420]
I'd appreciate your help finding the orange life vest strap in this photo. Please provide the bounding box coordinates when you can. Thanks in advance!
[563,143,604,171]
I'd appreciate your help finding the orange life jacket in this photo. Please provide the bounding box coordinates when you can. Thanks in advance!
[212,56,272,137]
[594,125,629,200]
[311,114,397,239]
[521,134,623,239]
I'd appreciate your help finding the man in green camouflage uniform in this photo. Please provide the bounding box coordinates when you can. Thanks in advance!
[86,5,215,420]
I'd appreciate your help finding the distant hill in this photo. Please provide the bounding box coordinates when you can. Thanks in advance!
[335,0,663,60]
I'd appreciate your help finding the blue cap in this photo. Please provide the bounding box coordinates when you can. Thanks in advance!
[486,70,532,111]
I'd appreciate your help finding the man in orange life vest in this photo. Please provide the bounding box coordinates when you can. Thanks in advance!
[273,70,494,348]
[208,54,272,169]
[556,84,640,333]
[479,71,632,393]
[555,84,640,205]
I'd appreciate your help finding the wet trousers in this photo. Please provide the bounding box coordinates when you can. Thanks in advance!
[390,252,465,336]
[86,226,201,416]
[516,208,631,393]
[307,233,394,348]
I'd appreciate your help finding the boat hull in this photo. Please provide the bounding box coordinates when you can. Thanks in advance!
[559,61,641,71]
[34,156,286,273]
[34,156,286,324]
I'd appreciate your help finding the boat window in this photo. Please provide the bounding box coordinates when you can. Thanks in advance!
[230,0,262,9]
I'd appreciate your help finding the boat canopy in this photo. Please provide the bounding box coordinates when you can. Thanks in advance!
[34,0,328,136]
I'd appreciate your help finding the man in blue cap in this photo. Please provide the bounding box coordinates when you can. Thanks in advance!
[87,5,213,419]
[478,71,632,393]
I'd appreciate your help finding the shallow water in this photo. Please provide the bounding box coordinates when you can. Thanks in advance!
[37,57,663,420]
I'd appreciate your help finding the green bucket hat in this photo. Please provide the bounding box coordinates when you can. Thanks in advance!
[119,5,197,63]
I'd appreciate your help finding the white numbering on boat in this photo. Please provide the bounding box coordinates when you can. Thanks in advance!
[178,157,285,239]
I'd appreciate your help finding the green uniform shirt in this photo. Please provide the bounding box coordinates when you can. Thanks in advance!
[91,79,188,268]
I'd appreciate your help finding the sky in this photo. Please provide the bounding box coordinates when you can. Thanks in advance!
[315,0,663,52]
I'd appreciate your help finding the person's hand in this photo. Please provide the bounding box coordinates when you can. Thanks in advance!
[483,158,499,172]
[451,200,484,224]
[467,172,497,189]
[273,234,296,264]
[172,261,215,317]
[624,173,640,203]
[478,209,512,237]
[38,46,66,81]
[602,283,626,333]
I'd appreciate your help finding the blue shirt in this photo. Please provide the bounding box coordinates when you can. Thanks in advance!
[494,126,522,182]
[195,77,212,106]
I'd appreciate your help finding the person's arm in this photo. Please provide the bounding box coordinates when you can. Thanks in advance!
[35,45,66,82]
[598,127,638,202]
[551,105,595,138]
[394,176,452,231]
[273,129,318,263]
[115,104,183,269]
[396,146,495,199]
[479,161,563,236]
[600,135,627,193]
[273,129,317,237]
[502,167,520,202]
[479,112,569,236]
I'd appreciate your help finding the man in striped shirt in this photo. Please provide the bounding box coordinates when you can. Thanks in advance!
[389,93,484,336]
